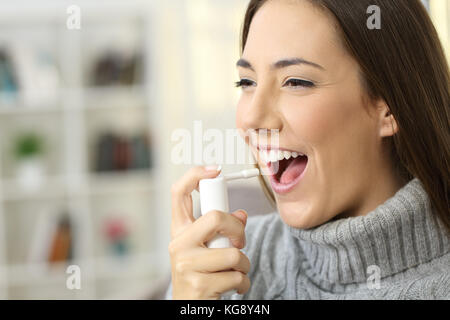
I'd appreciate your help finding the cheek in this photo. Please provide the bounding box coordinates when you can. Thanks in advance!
[235,96,248,130]
[281,93,352,144]
[235,96,255,147]
[283,95,340,143]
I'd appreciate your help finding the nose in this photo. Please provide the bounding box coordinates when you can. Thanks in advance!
[238,86,283,145]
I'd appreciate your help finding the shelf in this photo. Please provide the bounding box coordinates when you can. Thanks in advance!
[5,260,89,286]
[88,169,154,192]
[0,104,62,116]
[83,85,147,110]
[0,85,147,115]
[4,252,159,286]
[87,169,154,196]
[0,175,67,202]
[93,252,158,279]
[0,170,154,202]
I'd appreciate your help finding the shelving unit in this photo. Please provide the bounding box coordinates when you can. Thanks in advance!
[0,0,164,299]
[0,0,250,299]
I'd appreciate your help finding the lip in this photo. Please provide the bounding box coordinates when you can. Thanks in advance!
[268,157,308,195]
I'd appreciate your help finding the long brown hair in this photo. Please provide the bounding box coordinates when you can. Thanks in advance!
[240,0,450,232]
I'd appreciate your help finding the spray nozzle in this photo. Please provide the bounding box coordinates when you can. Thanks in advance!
[223,168,260,181]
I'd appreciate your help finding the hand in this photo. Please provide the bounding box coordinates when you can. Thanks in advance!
[169,165,251,299]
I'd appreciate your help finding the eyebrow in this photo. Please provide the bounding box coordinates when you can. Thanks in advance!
[236,57,325,71]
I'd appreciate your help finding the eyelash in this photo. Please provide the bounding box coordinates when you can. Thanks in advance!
[234,78,315,89]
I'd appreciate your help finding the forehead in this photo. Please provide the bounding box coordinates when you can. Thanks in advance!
[243,0,342,65]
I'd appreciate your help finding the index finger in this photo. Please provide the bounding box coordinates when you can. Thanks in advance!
[171,165,222,237]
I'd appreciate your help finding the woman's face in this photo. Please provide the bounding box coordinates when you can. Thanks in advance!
[236,0,397,229]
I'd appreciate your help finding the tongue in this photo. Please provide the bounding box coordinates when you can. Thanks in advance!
[280,156,307,184]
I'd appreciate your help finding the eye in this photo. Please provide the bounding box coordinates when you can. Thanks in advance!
[283,78,315,88]
[235,79,256,89]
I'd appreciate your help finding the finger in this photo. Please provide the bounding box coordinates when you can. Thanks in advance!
[181,210,247,249]
[194,165,222,192]
[230,210,247,225]
[172,165,221,197]
[208,271,251,296]
[171,165,222,236]
[183,247,251,274]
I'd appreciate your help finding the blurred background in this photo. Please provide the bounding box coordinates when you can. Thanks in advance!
[0,0,447,299]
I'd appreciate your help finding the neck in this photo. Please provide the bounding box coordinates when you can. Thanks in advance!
[339,148,407,220]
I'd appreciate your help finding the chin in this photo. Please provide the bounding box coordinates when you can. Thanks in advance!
[277,201,321,230]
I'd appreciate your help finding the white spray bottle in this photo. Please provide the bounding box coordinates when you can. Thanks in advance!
[199,168,260,248]
[198,167,260,296]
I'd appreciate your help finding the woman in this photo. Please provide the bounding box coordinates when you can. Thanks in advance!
[168,0,449,299]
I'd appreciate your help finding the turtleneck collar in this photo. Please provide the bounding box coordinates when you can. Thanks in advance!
[286,178,450,285]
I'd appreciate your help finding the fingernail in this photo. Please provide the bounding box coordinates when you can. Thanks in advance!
[236,210,248,221]
[204,165,222,172]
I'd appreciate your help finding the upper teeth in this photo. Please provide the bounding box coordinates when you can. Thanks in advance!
[259,149,304,163]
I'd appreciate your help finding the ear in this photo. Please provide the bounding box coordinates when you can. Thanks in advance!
[377,100,398,138]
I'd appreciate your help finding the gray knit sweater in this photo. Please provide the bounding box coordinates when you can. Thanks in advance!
[167,178,450,299]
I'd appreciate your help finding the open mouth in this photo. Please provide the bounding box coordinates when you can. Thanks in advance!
[268,155,308,185]
[257,147,308,186]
